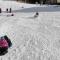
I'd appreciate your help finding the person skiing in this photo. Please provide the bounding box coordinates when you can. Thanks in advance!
[9,8,14,16]
[6,8,8,13]
[9,8,12,13]
[0,8,2,13]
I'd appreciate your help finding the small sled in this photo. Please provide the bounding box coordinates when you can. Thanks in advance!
[7,13,14,17]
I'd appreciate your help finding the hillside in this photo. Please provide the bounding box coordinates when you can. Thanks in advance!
[0,1,60,60]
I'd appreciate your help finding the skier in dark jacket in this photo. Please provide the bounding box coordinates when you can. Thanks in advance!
[0,8,2,13]
[6,8,8,13]
[9,8,12,13]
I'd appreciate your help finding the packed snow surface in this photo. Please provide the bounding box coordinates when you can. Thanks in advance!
[0,1,60,60]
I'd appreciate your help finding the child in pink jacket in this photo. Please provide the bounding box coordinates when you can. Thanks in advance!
[0,35,12,56]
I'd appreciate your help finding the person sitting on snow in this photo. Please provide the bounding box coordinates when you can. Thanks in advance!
[0,35,12,56]
[0,38,8,55]
[34,12,39,18]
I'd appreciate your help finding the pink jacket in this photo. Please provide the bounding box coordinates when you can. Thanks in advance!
[0,39,8,48]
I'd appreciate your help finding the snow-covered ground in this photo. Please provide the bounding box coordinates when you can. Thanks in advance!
[0,1,60,60]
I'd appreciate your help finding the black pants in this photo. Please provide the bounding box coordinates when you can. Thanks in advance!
[0,47,8,56]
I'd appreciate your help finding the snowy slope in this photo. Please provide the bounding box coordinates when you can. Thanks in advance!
[1,1,60,12]
[0,1,60,60]
[0,1,39,11]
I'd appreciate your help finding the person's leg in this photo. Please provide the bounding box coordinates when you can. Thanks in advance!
[0,47,8,56]
[2,47,8,55]
[0,47,2,54]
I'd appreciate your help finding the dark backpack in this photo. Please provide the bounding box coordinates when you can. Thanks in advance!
[1,35,12,48]
[4,35,12,47]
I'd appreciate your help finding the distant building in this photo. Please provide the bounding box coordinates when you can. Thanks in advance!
[57,0,60,3]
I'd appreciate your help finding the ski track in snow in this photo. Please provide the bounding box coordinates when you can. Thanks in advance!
[0,1,60,60]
